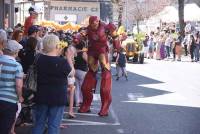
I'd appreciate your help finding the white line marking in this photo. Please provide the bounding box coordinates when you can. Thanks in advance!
[62,119,109,125]
[64,112,99,116]
[127,93,137,101]
[93,94,101,101]
[110,105,120,125]
[117,129,124,133]
[62,93,121,126]
[61,105,121,126]
[61,123,120,126]
[127,93,145,101]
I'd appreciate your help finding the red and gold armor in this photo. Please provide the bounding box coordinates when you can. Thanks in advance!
[78,16,121,116]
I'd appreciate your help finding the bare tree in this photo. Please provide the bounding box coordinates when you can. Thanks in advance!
[112,0,172,32]
[111,0,124,27]
[125,0,171,33]
[178,0,185,36]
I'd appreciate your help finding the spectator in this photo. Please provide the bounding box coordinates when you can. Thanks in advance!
[156,34,163,60]
[20,25,38,48]
[7,28,14,39]
[64,34,80,118]
[0,29,7,55]
[0,40,24,134]
[10,29,23,134]
[18,37,37,73]
[143,34,149,58]
[160,33,166,60]
[175,32,182,61]
[28,25,39,38]
[14,23,23,31]
[32,35,71,134]
[36,26,44,52]
[189,35,196,62]
[148,37,154,59]
[182,33,190,56]
[74,40,88,107]
[116,48,128,81]
[24,7,38,36]
[165,33,172,59]
[12,29,23,43]
[62,47,76,118]
[195,32,200,62]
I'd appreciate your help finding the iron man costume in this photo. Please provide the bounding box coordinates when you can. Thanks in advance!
[78,16,121,116]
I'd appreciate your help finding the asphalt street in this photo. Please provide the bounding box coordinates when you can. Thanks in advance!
[16,57,200,134]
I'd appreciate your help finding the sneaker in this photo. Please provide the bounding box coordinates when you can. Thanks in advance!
[116,77,119,81]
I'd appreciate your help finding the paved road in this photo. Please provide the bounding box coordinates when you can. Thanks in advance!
[16,57,200,134]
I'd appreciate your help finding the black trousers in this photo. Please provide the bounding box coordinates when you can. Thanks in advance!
[0,100,17,134]
[173,47,176,59]
[190,46,195,60]
[184,45,188,56]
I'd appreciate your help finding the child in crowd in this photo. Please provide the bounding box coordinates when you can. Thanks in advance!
[116,48,128,81]
[148,37,154,59]
[63,45,76,118]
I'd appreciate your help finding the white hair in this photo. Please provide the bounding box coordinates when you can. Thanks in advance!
[0,29,7,41]
[43,34,60,53]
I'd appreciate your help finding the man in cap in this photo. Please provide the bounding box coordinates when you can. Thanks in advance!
[24,7,38,36]
[78,16,121,116]
[0,40,24,134]
[20,25,39,48]
[7,28,14,40]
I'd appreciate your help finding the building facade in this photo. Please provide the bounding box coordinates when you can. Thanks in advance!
[13,0,113,26]
[46,1,100,24]
[0,0,15,29]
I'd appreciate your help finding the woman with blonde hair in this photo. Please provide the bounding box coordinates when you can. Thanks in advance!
[32,34,71,134]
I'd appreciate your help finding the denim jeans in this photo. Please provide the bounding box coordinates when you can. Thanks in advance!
[195,45,200,61]
[32,105,64,134]
[165,46,170,57]
[75,69,87,104]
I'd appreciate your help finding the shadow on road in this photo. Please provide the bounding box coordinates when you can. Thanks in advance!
[111,68,200,134]
[16,67,200,134]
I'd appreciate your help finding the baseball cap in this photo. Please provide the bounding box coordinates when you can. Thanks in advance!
[29,6,39,14]
[7,28,13,33]
[28,25,39,36]
[4,40,23,53]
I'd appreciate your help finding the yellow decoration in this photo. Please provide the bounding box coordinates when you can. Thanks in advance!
[38,20,81,31]
[117,26,125,35]
[59,41,68,49]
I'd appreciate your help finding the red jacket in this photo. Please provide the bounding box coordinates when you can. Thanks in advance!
[24,16,34,36]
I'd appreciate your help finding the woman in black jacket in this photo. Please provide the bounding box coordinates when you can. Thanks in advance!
[18,37,37,73]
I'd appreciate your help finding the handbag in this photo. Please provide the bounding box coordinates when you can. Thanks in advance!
[23,54,40,92]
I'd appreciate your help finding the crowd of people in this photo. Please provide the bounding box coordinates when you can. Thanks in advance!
[0,22,92,133]
[1,5,200,134]
[142,28,200,62]
[0,5,125,134]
